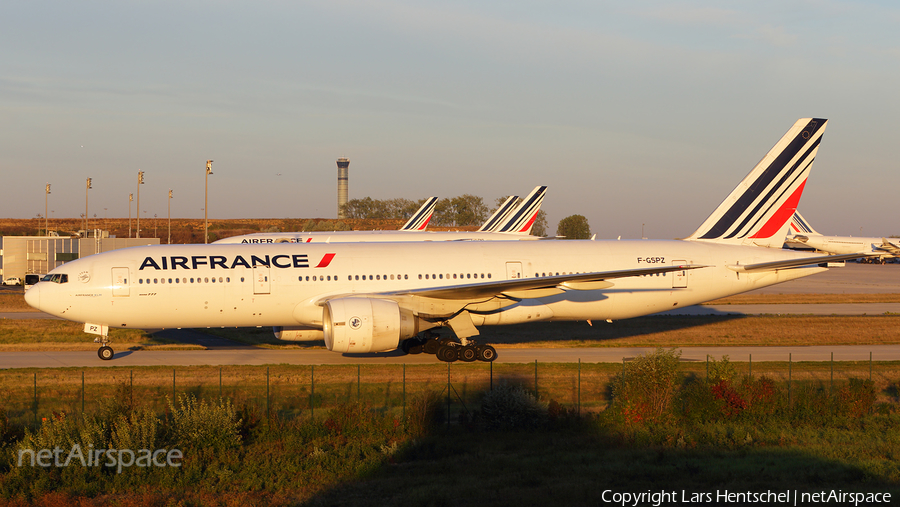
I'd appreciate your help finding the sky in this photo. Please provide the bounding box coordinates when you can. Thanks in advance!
[2,0,899,239]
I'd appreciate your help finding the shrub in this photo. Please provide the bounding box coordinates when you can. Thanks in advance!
[406,390,443,437]
[479,380,546,430]
[166,394,241,450]
[609,348,682,424]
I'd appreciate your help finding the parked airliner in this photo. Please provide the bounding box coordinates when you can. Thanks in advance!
[214,186,547,244]
[785,211,899,262]
[26,118,866,363]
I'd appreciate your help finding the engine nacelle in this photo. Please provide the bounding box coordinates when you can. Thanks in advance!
[323,298,419,353]
[273,326,324,341]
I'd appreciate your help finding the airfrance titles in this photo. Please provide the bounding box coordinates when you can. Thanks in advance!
[139,253,336,271]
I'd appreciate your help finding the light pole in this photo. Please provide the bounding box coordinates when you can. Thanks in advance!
[44,183,51,236]
[136,171,144,238]
[128,193,133,238]
[168,189,173,244]
[85,178,92,234]
[205,160,213,244]
[154,214,158,238]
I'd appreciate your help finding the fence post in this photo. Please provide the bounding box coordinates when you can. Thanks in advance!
[219,367,222,399]
[130,369,134,409]
[402,364,406,429]
[749,354,752,379]
[447,362,451,428]
[310,365,315,419]
[830,352,833,395]
[357,365,361,403]
[870,352,873,380]
[706,355,709,378]
[266,367,270,426]
[81,371,85,417]
[490,361,493,391]
[788,353,792,406]
[172,369,176,401]
[534,359,538,397]
[33,372,37,428]
[578,358,581,416]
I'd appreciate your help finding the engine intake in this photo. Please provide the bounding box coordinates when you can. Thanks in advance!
[323,298,419,353]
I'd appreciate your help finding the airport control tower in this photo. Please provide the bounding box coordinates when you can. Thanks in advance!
[336,157,350,219]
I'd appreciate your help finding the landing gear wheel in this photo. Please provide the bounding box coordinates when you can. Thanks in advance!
[423,338,441,355]
[401,339,414,354]
[98,346,114,361]
[437,345,458,363]
[459,345,477,362]
[478,345,497,362]
[408,341,425,354]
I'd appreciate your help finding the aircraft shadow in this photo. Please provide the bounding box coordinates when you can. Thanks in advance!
[476,313,748,346]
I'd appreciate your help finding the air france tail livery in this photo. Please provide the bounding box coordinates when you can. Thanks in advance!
[214,186,547,245]
[785,211,900,261]
[27,118,866,363]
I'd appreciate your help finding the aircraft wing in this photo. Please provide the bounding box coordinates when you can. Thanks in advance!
[726,252,874,272]
[316,264,707,304]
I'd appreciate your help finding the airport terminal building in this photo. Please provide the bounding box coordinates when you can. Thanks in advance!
[0,233,159,281]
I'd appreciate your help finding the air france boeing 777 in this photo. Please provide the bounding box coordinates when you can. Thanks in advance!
[26,118,865,362]
[214,186,547,244]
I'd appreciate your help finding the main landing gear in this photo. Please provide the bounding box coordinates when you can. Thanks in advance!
[94,336,114,361]
[400,333,497,363]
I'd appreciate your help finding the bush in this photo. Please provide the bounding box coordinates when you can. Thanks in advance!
[166,394,241,450]
[609,348,682,424]
[479,380,546,430]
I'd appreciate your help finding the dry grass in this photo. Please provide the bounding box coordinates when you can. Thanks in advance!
[0,292,33,312]
[706,293,900,304]
[483,315,900,348]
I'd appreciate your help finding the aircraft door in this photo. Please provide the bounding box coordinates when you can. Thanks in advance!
[672,260,688,288]
[253,265,271,294]
[506,262,523,280]
[111,267,130,297]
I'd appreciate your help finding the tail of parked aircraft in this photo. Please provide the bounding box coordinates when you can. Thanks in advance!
[478,195,519,232]
[788,211,821,236]
[497,185,547,234]
[686,118,827,248]
[399,197,438,231]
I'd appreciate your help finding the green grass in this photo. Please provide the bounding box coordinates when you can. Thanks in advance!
[2,374,899,506]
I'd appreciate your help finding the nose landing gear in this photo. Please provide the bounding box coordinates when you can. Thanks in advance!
[94,336,114,361]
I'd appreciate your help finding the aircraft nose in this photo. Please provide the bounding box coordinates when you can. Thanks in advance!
[24,284,40,311]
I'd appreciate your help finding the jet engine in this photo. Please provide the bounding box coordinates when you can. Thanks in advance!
[273,326,324,341]
[323,298,422,353]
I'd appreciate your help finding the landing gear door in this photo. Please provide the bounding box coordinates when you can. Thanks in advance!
[672,260,688,289]
[111,267,130,297]
[253,265,271,294]
[506,262,523,280]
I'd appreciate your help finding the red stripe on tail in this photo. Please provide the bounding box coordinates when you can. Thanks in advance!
[750,179,807,239]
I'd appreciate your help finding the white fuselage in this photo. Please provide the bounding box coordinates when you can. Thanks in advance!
[213,230,538,244]
[26,240,824,332]
[789,234,895,257]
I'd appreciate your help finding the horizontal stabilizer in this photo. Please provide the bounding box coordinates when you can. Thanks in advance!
[726,252,874,272]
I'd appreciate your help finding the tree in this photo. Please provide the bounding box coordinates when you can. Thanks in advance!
[432,194,488,227]
[556,214,590,239]
[531,210,548,237]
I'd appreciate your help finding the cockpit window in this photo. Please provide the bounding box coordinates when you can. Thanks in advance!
[44,274,68,284]
[41,275,52,282]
